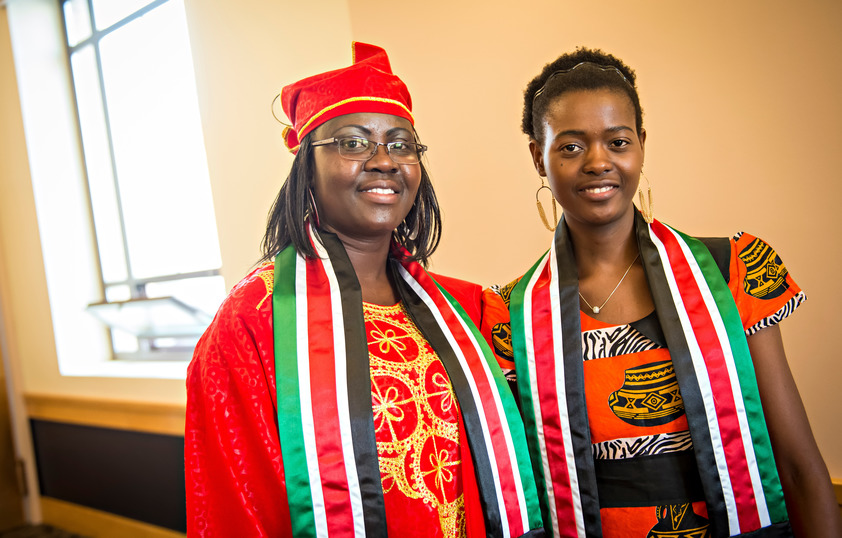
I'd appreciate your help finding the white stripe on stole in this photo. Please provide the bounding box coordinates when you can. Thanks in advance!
[397,265,523,537]
[547,243,586,538]
[311,237,366,537]
[669,229,770,526]
[294,253,329,537]
[647,226,740,533]
[522,251,562,538]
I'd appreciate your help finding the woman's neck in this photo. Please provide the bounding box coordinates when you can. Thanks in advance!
[567,212,638,277]
[338,233,400,306]
[568,210,654,324]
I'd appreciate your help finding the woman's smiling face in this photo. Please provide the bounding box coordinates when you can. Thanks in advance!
[530,88,646,230]
[311,112,421,243]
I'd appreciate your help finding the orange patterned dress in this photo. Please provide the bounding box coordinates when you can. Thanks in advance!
[481,232,805,537]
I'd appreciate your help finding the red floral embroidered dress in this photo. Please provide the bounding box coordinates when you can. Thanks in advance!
[185,264,488,537]
[365,302,482,537]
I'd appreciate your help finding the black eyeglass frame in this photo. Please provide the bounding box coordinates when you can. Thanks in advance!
[311,136,428,164]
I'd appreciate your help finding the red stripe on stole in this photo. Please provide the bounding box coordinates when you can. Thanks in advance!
[305,259,355,535]
[531,263,578,534]
[652,222,760,530]
[405,264,524,535]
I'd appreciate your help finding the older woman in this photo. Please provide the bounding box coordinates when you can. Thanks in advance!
[482,47,840,537]
[185,43,543,537]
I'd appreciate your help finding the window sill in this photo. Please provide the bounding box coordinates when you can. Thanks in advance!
[59,359,190,380]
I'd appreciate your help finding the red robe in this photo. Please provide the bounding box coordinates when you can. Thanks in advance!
[185,264,483,537]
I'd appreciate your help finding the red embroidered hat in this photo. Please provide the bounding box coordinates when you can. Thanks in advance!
[280,42,413,154]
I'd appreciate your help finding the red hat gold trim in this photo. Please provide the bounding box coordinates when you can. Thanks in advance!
[280,42,414,155]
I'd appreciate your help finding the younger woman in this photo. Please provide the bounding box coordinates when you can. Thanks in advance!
[482,47,840,537]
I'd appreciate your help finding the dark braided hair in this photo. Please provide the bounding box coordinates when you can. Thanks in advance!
[258,131,441,266]
[523,47,643,144]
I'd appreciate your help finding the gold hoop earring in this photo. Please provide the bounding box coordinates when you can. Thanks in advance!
[536,177,558,232]
[638,171,654,224]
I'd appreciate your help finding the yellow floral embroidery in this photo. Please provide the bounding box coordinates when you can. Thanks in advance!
[429,371,457,414]
[255,263,274,310]
[369,324,408,356]
[364,302,464,537]
[372,383,417,446]
[424,444,459,492]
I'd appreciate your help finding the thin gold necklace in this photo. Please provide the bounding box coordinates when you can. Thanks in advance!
[578,253,640,315]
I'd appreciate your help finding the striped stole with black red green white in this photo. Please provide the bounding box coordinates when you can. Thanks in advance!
[510,212,790,537]
[273,228,543,538]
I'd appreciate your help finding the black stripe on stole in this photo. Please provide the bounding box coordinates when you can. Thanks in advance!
[632,212,729,535]
[319,233,387,537]
[553,220,602,537]
[697,236,731,283]
[391,260,504,537]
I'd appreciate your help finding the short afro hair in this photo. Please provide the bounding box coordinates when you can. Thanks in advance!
[523,47,643,144]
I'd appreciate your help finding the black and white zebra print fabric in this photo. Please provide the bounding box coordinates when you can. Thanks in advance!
[592,430,693,460]
[582,324,661,361]
[745,292,806,336]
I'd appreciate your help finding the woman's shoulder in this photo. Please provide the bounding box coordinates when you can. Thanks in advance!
[720,231,805,333]
[428,272,483,326]
[483,277,522,305]
[429,272,481,295]
[188,263,277,389]
[727,232,790,287]
[193,263,276,358]
[226,262,276,308]
[479,277,522,371]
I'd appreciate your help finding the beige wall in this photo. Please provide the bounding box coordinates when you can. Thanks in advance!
[347,0,842,476]
[1,0,839,480]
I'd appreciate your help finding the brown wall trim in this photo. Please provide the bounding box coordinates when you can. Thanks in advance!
[25,393,185,436]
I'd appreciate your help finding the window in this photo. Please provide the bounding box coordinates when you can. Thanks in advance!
[60,0,224,360]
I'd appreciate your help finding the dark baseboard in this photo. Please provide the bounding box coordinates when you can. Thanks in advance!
[30,420,185,533]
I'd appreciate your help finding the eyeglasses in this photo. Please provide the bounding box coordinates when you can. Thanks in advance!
[311,137,427,165]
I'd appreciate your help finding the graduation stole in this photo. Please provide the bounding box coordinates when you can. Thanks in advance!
[272,227,543,538]
[510,212,789,538]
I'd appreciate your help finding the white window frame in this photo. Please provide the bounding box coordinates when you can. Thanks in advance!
[6,0,216,378]
[60,0,222,362]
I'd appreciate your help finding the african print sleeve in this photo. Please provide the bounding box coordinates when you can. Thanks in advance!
[727,232,806,336]
[480,278,521,393]
[185,265,292,537]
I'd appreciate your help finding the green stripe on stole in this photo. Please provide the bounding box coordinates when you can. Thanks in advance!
[272,236,545,536]
[273,248,317,536]
[509,253,553,529]
[677,229,787,522]
[436,282,544,529]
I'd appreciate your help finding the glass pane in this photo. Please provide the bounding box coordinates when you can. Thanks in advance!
[70,46,128,283]
[112,328,139,353]
[145,275,226,318]
[63,0,92,47]
[98,0,222,281]
[92,0,156,30]
[150,335,200,351]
